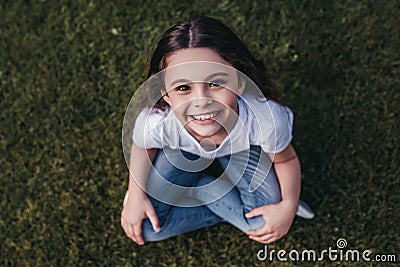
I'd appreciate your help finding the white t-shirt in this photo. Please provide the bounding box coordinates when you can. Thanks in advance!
[132,92,293,159]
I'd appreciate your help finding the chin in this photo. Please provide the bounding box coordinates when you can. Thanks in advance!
[192,130,217,138]
[189,127,219,139]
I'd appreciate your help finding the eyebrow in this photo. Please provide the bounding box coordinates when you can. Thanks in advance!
[169,72,230,87]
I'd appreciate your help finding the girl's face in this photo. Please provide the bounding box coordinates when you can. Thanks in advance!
[162,47,245,145]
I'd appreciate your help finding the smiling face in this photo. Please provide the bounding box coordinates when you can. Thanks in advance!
[162,48,245,145]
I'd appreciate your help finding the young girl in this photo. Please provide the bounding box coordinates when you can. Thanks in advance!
[121,16,313,245]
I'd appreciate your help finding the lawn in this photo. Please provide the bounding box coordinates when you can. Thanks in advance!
[1,1,399,266]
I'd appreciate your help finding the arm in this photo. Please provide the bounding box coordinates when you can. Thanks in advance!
[272,143,301,214]
[121,143,159,245]
[245,144,301,244]
[127,142,157,195]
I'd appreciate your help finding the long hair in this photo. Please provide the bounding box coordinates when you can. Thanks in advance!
[143,16,280,110]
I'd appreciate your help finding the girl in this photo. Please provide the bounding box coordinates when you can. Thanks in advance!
[121,16,313,245]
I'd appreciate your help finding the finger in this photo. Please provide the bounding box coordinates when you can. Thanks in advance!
[122,222,133,237]
[246,225,273,236]
[128,227,138,244]
[121,219,132,236]
[133,223,144,245]
[121,213,133,236]
[122,222,138,243]
[249,233,277,244]
[146,207,160,232]
[245,207,265,218]
[131,235,139,244]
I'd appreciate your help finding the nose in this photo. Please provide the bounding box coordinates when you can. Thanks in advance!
[192,83,213,108]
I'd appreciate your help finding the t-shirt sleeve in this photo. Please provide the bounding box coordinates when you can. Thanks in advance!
[257,101,294,154]
[132,109,164,149]
[272,105,294,153]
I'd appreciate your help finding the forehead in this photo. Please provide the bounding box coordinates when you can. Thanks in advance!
[164,48,237,86]
[166,47,229,66]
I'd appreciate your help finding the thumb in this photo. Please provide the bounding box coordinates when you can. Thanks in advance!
[146,206,160,232]
[245,206,264,218]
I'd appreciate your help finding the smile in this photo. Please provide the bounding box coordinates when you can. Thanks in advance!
[190,111,220,121]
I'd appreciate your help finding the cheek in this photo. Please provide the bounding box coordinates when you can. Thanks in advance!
[224,79,241,93]
[167,94,181,108]
[214,92,238,107]
[170,99,189,115]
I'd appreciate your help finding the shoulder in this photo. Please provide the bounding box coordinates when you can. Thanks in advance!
[240,92,293,127]
[132,108,170,148]
[240,92,294,153]
[135,108,170,130]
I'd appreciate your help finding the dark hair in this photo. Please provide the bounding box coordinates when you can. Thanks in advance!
[143,16,280,110]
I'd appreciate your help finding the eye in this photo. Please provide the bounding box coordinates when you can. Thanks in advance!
[209,80,226,87]
[175,85,191,91]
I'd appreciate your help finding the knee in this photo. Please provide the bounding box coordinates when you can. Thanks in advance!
[245,216,266,232]
[142,220,165,242]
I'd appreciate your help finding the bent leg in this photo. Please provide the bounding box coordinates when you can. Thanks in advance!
[142,204,222,242]
[192,146,281,232]
[141,149,222,242]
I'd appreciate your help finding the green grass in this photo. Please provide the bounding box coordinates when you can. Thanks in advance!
[1,0,399,266]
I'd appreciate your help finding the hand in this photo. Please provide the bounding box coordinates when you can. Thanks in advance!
[245,200,297,244]
[121,191,160,245]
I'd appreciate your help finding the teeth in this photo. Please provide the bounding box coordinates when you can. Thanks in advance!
[192,112,218,121]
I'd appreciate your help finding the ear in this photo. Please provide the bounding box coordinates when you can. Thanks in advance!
[237,76,246,96]
[162,90,172,106]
